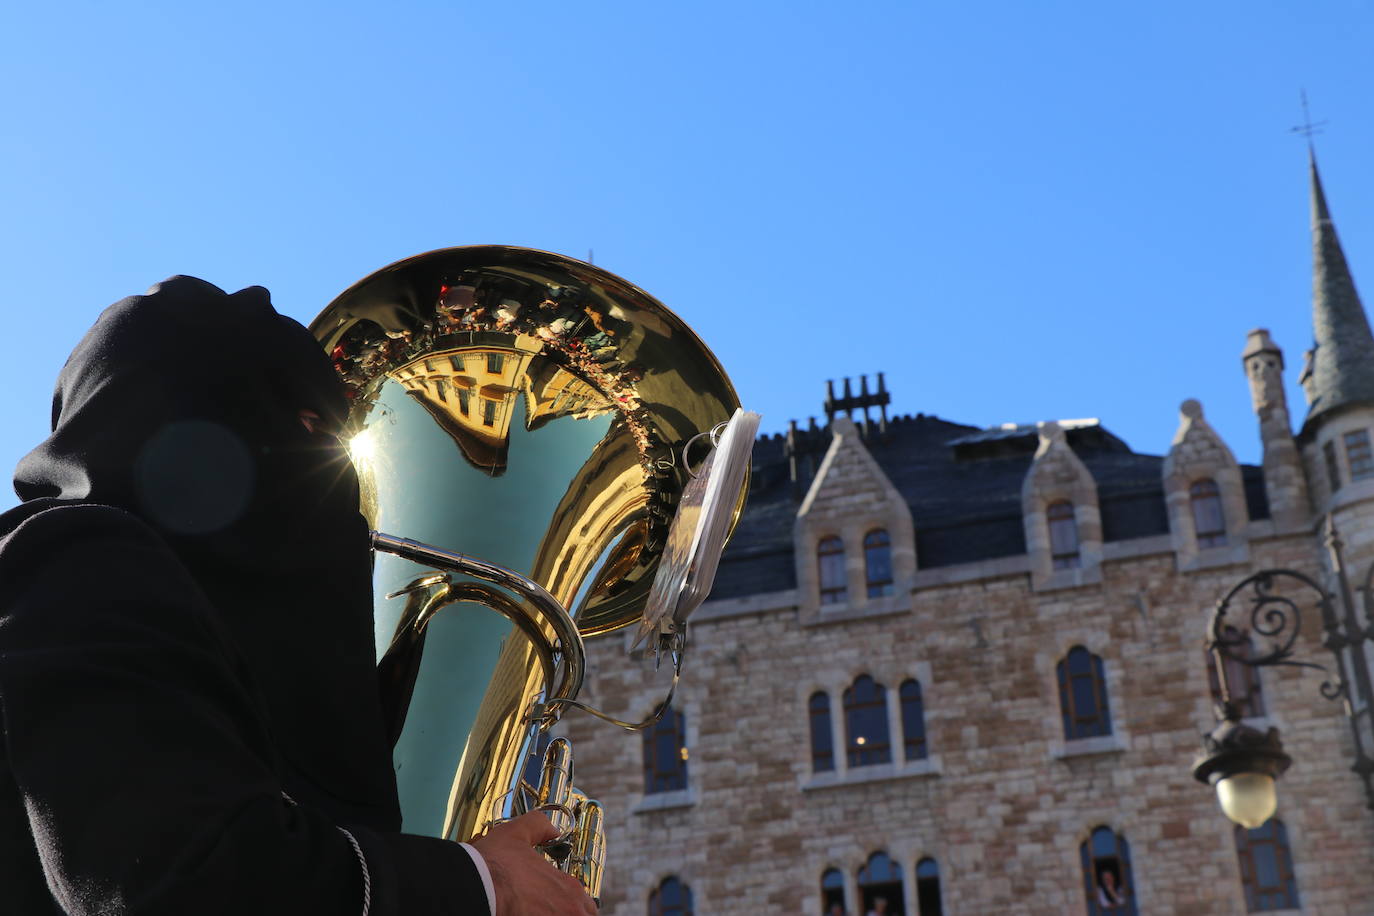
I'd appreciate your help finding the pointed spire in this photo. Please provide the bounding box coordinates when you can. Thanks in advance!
[1301,149,1374,432]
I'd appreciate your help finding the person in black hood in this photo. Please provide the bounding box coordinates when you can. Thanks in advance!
[0,277,596,916]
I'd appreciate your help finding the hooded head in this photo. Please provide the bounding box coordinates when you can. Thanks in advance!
[14,276,398,825]
[16,275,359,570]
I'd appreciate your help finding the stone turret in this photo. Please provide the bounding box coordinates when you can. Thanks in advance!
[1242,329,1310,529]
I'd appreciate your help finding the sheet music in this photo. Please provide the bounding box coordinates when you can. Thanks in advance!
[638,408,761,647]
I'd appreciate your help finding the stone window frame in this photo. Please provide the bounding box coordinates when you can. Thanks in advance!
[1324,439,1342,494]
[1189,478,1228,548]
[857,850,905,916]
[1079,825,1139,916]
[898,679,929,762]
[818,535,848,605]
[843,674,893,768]
[1058,646,1113,741]
[1047,500,1081,569]
[809,690,836,773]
[1344,429,1374,481]
[1045,635,1131,759]
[915,857,944,916]
[641,708,688,795]
[1235,818,1300,912]
[647,874,694,916]
[634,698,698,813]
[815,845,941,916]
[800,662,941,791]
[820,867,846,914]
[863,528,895,597]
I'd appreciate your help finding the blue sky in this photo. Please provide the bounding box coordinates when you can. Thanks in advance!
[3,1,1374,509]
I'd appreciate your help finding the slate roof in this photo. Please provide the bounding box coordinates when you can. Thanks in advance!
[1301,152,1374,434]
[709,413,1271,601]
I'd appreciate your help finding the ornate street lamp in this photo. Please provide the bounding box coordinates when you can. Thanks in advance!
[1193,519,1374,827]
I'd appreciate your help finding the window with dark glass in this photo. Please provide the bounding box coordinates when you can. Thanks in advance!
[486,352,505,374]
[1080,826,1138,916]
[857,852,904,916]
[809,692,835,772]
[1206,626,1265,719]
[864,529,895,598]
[821,868,845,914]
[1325,440,1342,492]
[1236,819,1299,912]
[1047,501,1081,569]
[458,388,471,416]
[1190,478,1227,548]
[899,679,928,761]
[482,398,497,426]
[843,675,891,767]
[1058,647,1112,740]
[448,354,465,371]
[648,875,693,916]
[642,710,687,794]
[916,858,943,916]
[1346,429,1374,480]
[818,536,847,605]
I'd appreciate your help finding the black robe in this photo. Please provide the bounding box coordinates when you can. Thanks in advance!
[0,278,487,914]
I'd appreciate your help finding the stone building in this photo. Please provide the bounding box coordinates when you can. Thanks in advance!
[562,154,1374,915]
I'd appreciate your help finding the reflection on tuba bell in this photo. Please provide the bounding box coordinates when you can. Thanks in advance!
[310,247,745,901]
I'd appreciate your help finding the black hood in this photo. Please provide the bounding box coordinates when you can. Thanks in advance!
[11,276,399,827]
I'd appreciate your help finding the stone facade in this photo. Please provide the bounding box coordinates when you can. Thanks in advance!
[558,161,1374,915]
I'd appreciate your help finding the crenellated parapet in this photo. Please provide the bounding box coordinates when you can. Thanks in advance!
[1021,421,1102,590]
[1163,399,1251,568]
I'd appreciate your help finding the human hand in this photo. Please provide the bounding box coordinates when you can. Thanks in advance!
[470,811,598,916]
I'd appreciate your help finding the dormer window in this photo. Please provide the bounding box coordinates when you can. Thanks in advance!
[863,529,894,597]
[1047,501,1080,569]
[818,536,847,604]
[1189,479,1227,548]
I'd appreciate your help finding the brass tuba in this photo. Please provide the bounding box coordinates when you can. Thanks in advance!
[310,247,744,899]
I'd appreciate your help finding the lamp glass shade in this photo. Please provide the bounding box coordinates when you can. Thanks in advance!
[1216,772,1277,829]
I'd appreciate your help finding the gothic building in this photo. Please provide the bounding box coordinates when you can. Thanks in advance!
[562,153,1374,915]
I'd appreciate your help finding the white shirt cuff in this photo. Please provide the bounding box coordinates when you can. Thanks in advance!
[457,842,497,915]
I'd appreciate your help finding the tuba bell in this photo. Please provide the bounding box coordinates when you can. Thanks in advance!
[310,246,745,899]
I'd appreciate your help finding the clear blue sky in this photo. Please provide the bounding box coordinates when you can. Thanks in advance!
[4,1,1374,510]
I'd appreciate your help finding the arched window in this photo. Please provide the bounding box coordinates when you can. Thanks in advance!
[809,692,835,772]
[648,875,694,916]
[1190,478,1227,548]
[916,858,943,916]
[1080,826,1138,915]
[818,536,847,604]
[1235,819,1299,911]
[642,709,687,794]
[1058,647,1112,740]
[843,675,891,767]
[864,529,895,598]
[857,851,903,916]
[1047,501,1081,569]
[899,679,928,761]
[820,868,846,914]
[1206,626,1265,719]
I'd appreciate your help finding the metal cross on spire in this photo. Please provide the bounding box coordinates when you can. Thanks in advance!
[1290,89,1328,144]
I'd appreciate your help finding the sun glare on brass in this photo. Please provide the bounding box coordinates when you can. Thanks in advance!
[311,246,746,898]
